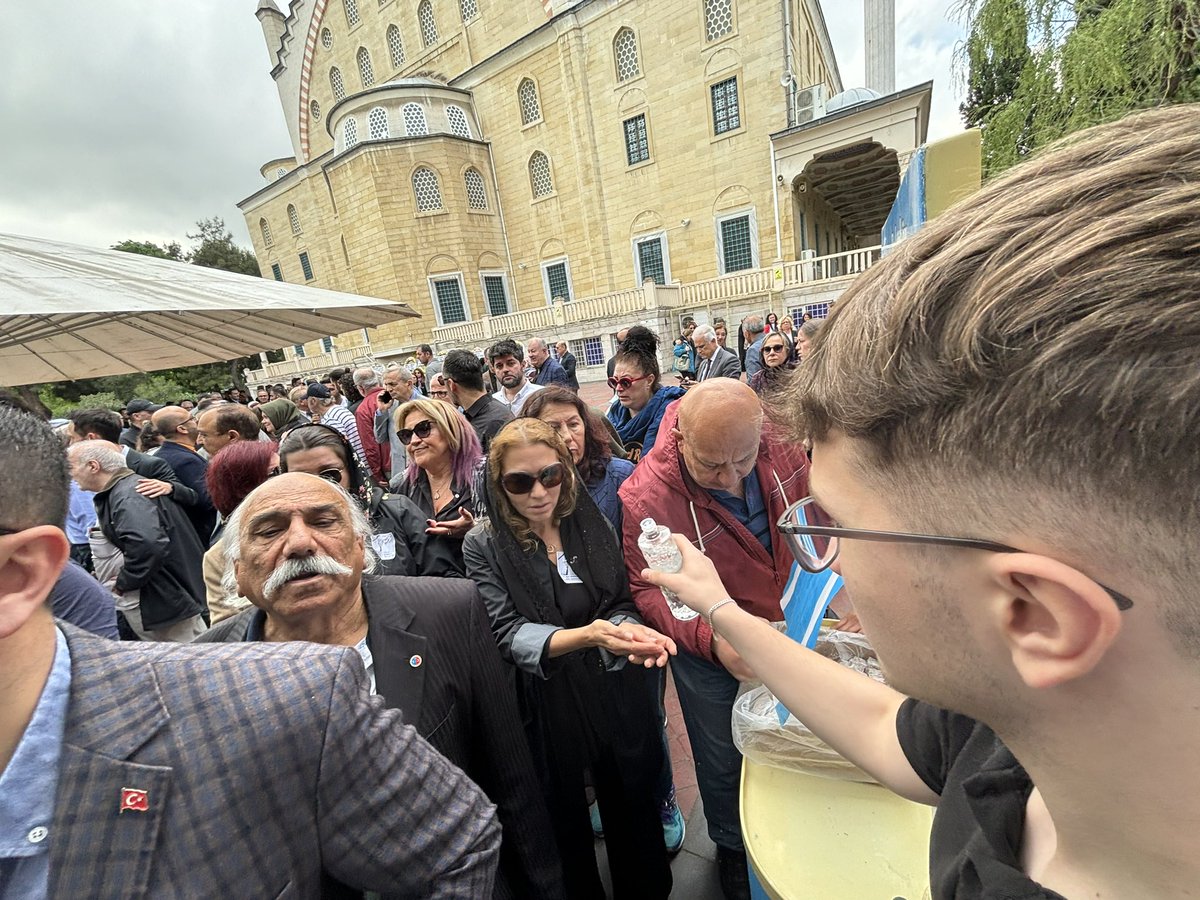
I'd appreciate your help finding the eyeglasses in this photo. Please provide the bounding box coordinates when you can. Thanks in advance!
[398,419,435,445]
[501,462,566,495]
[777,497,1133,611]
[607,373,653,391]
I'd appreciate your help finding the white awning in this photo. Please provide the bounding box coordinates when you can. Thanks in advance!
[0,233,419,385]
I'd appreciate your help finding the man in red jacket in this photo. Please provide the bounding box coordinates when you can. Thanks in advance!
[353,367,390,484]
[619,379,809,899]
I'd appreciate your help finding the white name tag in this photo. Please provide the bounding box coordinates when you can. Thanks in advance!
[371,532,397,561]
[556,552,583,584]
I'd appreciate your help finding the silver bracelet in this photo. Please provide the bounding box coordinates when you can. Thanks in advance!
[705,597,737,629]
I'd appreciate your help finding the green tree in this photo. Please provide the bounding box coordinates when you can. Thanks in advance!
[187,217,260,276]
[956,0,1200,174]
[110,238,184,260]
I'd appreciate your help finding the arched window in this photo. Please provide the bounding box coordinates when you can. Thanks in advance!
[276,167,288,179]
[344,0,360,27]
[704,0,734,41]
[403,102,428,136]
[260,218,274,248]
[310,99,321,121]
[343,117,359,149]
[614,28,640,82]
[368,106,388,140]
[357,46,375,87]
[464,168,488,209]
[412,167,443,211]
[321,27,333,49]
[460,0,478,20]
[518,78,540,126]
[446,105,472,138]
[387,25,405,68]
[288,204,302,235]
[330,67,345,102]
[529,151,553,198]
[418,0,438,47]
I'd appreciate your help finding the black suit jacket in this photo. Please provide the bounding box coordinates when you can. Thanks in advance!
[124,449,199,508]
[200,575,563,900]
[154,442,217,543]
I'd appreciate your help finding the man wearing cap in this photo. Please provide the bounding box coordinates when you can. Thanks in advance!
[308,383,367,465]
[119,398,161,449]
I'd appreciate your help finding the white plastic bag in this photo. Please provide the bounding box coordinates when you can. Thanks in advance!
[732,628,886,782]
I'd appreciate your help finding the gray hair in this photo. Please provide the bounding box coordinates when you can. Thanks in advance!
[353,367,381,389]
[799,319,823,339]
[527,337,548,352]
[743,315,765,339]
[67,440,126,473]
[220,475,379,600]
[693,324,717,342]
[384,362,413,383]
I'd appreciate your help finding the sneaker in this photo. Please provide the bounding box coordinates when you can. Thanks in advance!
[660,795,686,855]
[589,800,604,838]
[716,847,751,900]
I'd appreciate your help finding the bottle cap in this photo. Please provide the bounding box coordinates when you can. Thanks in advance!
[640,517,658,535]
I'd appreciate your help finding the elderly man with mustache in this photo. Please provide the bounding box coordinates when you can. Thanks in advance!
[199,473,563,899]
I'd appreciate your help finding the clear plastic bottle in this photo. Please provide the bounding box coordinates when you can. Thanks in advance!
[638,517,699,621]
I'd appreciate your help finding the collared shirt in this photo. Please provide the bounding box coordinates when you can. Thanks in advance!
[897,700,1068,900]
[245,609,375,693]
[65,481,96,545]
[0,628,72,900]
[462,394,513,452]
[320,403,367,467]
[709,473,772,553]
[492,381,544,416]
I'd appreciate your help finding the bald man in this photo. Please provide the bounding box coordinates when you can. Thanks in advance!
[617,380,811,897]
[152,405,217,544]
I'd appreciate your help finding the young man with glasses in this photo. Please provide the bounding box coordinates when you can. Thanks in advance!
[644,107,1200,899]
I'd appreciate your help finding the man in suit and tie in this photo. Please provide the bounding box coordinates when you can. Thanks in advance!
[0,406,501,898]
[692,324,741,382]
[199,473,564,899]
[555,341,581,391]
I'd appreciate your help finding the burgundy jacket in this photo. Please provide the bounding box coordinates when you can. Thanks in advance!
[355,385,391,484]
[618,401,809,662]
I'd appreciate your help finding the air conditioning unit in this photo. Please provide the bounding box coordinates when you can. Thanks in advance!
[794,83,827,125]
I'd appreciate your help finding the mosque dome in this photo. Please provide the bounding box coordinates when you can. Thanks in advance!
[825,87,883,113]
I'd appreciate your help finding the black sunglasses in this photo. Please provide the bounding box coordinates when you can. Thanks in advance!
[501,462,566,495]
[398,419,435,445]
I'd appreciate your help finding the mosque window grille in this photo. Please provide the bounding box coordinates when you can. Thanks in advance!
[710,75,741,134]
[432,276,468,324]
[418,0,438,47]
[288,205,302,235]
[357,46,375,87]
[481,274,509,316]
[403,103,428,136]
[321,28,334,50]
[387,25,405,69]
[299,252,314,281]
[413,167,443,211]
[310,99,321,121]
[542,259,572,302]
[465,168,488,210]
[260,218,274,248]
[271,263,283,281]
[343,117,359,150]
[518,78,541,126]
[614,28,640,83]
[704,0,734,42]
[446,105,472,138]
[460,0,478,21]
[368,106,389,140]
[623,114,649,165]
[330,67,346,102]
[570,336,605,367]
[529,152,554,198]
[344,0,360,28]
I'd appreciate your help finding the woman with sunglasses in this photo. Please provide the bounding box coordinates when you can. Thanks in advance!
[748,330,797,396]
[605,326,685,463]
[204,440,279,623]
[277,423,459,578]
[391,398,482,572]
[464,419,675,899]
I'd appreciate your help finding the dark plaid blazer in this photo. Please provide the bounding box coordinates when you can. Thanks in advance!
[48,624,500,899]
[202,575,565,900]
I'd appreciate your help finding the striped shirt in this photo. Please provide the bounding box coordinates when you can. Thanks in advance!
[317,404,367,468]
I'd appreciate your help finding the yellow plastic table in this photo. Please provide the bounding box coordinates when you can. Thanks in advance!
[741,759,934,900]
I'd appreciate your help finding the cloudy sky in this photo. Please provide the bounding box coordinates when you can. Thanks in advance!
[0,0,965,253]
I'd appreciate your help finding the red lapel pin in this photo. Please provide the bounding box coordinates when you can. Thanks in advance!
[120,787,149,814]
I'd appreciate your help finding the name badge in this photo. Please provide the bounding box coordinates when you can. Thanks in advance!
[371,532,397,561]
[556,552,583,584]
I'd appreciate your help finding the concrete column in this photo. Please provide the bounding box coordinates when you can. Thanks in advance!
[864,0,895,95]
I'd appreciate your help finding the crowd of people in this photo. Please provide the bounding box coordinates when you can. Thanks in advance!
[2,106,1197,900]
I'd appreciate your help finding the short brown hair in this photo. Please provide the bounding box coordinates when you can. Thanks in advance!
[784,105,1200,649]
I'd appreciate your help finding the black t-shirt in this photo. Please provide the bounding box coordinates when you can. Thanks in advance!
[896,699,1068,900]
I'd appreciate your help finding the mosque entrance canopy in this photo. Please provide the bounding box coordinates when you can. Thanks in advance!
[0,232,418,385]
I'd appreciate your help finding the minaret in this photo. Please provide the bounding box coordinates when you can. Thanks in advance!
[256,0,286,69]
[864,0,895,95]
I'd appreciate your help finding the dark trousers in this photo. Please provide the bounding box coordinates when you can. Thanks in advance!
[69,542,93,573]
[545,743,671,899]
[670,650,744,852]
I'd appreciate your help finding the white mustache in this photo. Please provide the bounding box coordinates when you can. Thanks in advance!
[262,555,352,600]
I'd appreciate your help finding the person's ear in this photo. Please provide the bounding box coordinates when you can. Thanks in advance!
[984,553,1123,690]
[0,527,70,639]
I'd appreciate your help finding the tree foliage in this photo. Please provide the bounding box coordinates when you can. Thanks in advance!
[957,0,1200,174]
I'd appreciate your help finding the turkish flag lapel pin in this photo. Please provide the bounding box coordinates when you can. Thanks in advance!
[120,787,149,814]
